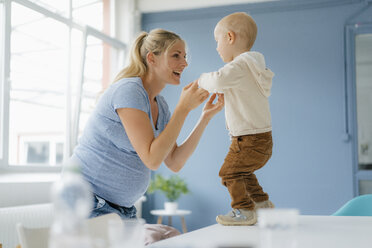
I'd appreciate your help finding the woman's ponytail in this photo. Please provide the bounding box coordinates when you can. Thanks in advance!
[113,32,148,82]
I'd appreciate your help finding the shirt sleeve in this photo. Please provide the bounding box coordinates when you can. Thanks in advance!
[157,95,171,126]
[111,82,149,114]
[164,100,171,124]
[198,56,253,93]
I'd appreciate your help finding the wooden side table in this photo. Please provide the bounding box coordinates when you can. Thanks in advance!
[150,209,191,233]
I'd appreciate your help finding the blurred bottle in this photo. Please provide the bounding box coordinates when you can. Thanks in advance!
[49,161,93,248]
[258,208,300,248]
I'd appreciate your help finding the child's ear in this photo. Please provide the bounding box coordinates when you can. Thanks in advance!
[227,31,236,44]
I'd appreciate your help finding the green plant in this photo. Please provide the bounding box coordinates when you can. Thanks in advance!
[147,174,190,202]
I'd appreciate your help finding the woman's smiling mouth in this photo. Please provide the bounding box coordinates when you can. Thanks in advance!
[173,71,181,77]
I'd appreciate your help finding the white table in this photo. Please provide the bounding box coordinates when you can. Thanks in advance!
[149,215,372,248]
[150,209,191,233]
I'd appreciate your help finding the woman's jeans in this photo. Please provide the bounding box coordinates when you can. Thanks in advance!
[219,131,273,210]
[90,194,137,219]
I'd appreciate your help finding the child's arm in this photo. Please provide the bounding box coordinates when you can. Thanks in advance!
[198,58,249,93]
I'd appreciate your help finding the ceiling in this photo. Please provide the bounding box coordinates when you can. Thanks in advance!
[137,0,277,13]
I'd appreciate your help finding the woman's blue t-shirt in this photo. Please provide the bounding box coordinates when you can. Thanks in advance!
[72,77,171,207]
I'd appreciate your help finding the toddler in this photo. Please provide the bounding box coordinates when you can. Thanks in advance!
[198,12,275,226]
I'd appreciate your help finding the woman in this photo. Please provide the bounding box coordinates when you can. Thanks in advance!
[71,29,224,218]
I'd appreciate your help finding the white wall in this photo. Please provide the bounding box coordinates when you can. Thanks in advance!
[0,182,52,207]
[0,174,57,207]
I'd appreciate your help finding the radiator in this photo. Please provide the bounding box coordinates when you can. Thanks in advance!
[0,203,54,248]
[0,197,146,248]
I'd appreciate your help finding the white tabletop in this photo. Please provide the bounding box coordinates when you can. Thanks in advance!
[150,209,191,216]
[149,215,372,248]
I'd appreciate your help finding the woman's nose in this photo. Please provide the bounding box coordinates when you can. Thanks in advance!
[182,58,188,68]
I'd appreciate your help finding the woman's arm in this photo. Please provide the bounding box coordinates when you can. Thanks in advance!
[117,82,209,170]
[164,93,224,172]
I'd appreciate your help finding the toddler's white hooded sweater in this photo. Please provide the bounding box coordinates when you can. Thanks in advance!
[198,51,274,136]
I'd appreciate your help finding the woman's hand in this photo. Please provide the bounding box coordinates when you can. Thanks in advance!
[164,93,224,172]
[176,81,209,113]
[201,93,224,121]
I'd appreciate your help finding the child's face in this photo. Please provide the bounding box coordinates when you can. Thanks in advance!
[214,25,234,63]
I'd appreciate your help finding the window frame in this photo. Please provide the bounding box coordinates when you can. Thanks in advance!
[0,0,126,172]
[345,22,372,196]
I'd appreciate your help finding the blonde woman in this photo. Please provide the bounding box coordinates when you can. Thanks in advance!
[71,29,224,218]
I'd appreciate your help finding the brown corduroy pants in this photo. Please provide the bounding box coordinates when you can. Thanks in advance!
[219,131,273,210]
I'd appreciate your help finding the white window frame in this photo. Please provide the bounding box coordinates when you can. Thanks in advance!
[0,0,126,172]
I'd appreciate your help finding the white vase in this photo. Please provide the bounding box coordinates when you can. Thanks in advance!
[164,202,178,213]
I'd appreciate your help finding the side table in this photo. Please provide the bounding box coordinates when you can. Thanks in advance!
[150,209,191,233]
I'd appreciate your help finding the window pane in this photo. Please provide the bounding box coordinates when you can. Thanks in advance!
[26,141,49,164]
[0,1,3,160]
[70,28,83,126]
[29,0,69,17]
[359,180,372,195]
[356,34,372,170]
[72,1,103,31]
[9,3,68,166]
[78,36,122,135]
[56,142,64,164]
[19,134,63,165]
[73,0,100,9]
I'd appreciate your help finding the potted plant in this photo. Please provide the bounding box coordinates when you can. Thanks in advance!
[147,174,190,213]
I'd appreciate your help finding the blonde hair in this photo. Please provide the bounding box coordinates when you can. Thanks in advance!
[217,12,257,50]
[114,29,183,82]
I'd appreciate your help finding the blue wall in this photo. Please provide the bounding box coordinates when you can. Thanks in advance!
[141,0,363,232]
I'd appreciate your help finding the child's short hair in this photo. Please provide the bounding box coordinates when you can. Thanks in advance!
[218,12,257,50]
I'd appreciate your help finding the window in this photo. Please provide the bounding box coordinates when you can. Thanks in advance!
[8,2,69,166]
[356,33,372,170]
[73,0,103,31]
[19,134,64,165]
[28,0,69,17]
[0,0,7,161]
[1,0,126,169]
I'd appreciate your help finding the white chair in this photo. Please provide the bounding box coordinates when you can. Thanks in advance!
[86,212,122,245]
[17,213,121,248]
[16,224,49,248]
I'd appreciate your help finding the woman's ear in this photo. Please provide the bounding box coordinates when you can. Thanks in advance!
[146,52,156,65]
[227,31,236,44]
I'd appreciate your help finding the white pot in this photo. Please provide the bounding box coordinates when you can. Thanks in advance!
[164,202,178,213]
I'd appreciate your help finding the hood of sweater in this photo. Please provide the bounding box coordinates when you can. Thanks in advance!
[238,51,274,97]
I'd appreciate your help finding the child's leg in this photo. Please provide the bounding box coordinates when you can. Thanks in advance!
[220,132,273,208]
[217,133,273,225]
[240,132,272,200]
[221,176,255,210]
[218,172,257,225]
[219,137,255,210]
[244,173,269,203]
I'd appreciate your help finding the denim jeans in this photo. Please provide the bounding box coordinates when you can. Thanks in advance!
[90,194,137,219]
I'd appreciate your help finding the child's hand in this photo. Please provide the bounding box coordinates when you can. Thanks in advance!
[201,93,224,121]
